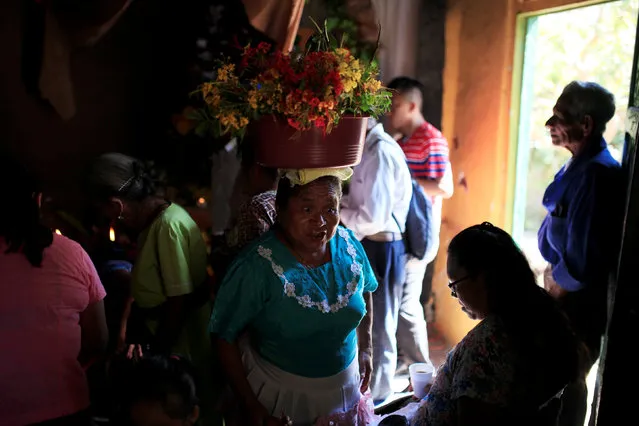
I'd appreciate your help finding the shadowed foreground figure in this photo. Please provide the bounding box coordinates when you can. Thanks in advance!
[405,223,587,426]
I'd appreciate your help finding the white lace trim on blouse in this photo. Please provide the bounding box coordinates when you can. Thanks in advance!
[257,227,362,313]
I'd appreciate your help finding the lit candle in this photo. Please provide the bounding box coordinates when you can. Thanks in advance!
[196,197,207,208]
[54,229,62,235]
[109,227,116,242]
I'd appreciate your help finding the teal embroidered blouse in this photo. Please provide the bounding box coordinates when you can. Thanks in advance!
[209,226,378,378]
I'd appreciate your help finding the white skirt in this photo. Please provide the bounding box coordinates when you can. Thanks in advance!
[241,344,362,425]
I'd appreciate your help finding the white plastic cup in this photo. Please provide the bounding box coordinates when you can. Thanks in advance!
[409,362,435,399]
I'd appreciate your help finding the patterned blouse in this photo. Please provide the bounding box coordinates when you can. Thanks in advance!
[211,191,277,280]
[225,190,277,251]
[209,226,378,378]
[415,315,569,426]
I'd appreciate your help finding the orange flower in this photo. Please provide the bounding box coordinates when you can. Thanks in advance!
[194,31,392,140]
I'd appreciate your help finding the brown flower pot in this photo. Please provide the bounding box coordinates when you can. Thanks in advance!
[251,115,368,169]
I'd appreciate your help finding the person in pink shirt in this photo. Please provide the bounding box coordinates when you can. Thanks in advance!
[0,158,108,426]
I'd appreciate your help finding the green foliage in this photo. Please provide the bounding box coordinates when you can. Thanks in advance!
[322,0,379,65]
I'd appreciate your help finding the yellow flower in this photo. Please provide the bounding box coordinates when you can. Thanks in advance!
[248,90,259,109]
[350,59,362,79]
[217,112,236,129]
[217,112,249,131]
[285,93,303,114]
[216,64,236,83]
[203,85,221,106]
[318,100,335,111]
[201,82,215,97]
[337,58,364,93]
[335,48,350,58]
[343,80,357,93]
[363,79,382,93]
[202,83,221,106]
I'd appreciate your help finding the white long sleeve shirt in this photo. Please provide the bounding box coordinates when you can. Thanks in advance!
[341,123,412,241]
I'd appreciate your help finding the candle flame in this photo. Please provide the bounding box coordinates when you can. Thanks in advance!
[54,229,62,235]
[109,227,116,242]
[197,197,206,207]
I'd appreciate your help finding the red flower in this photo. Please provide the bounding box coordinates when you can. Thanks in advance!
[287,118,302,130]
[257,42,271,53]
[314,116,327,133]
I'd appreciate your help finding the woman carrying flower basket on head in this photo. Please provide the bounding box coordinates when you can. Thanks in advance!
[210,168,379,425]
[201,25,390,424]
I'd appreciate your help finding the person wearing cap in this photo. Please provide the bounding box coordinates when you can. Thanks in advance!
[210,168,378,425]
[340,117,412,404]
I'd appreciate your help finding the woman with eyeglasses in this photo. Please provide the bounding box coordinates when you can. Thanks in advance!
[408,222,588,426]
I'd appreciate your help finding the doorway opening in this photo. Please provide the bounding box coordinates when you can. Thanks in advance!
[511,0,638,277]
[510,1,638,424]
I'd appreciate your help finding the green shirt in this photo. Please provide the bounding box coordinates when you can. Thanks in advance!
[131,203,211,362]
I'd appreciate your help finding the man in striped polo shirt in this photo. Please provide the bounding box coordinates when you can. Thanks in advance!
[386,77,453,374]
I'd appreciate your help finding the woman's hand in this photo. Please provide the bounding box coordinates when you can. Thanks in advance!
[544,264,568,299]
[411,383,433,401]
[126,344,143,360]
[358,349,373,393]
[357,291,374,393]
[116,330,127,354]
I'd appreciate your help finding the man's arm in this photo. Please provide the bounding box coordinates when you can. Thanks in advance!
[417,162,454,199]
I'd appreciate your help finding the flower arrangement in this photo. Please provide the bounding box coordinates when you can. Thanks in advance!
[192,22,391,140]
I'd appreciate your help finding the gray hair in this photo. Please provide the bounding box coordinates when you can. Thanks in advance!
[559,81,616,135]
[87,152,157,201]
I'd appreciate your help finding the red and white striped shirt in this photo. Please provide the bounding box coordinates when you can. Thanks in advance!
[399,121,450,180]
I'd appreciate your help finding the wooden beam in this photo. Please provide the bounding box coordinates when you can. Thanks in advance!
[515,0,615,16]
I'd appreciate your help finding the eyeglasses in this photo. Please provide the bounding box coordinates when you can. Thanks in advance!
[448,276,471,298]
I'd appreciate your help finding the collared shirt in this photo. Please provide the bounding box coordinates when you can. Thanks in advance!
[340,123,412,241]
[399,121,450,180]
[399,121,451,230]
[538,138,624,292]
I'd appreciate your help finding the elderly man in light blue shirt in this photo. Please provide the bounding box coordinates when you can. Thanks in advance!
[341,117,414,404]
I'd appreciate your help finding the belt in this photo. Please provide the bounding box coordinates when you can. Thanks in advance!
[366,231,403,242]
